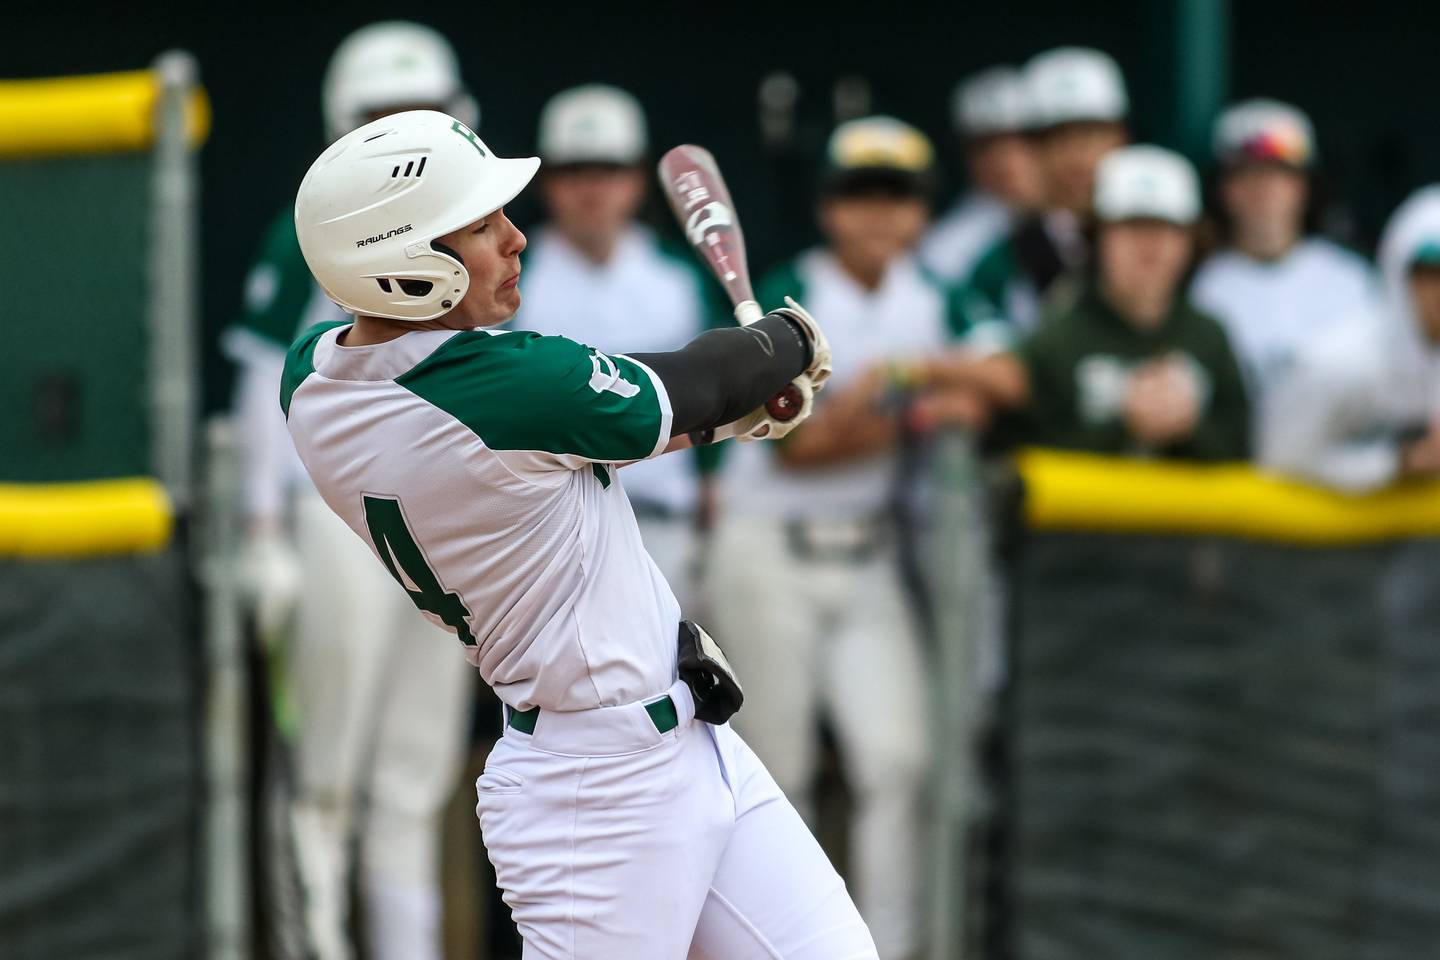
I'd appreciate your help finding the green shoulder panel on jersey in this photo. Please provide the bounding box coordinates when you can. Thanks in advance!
[396,330,667,463]
[964,237,1015,309]
[916,261,978,341]
[280,320,350,418]
[233,206,320,349]
[755,259,807,314]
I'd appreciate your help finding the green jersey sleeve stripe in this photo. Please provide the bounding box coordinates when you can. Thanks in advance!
[280,320,350,418]
[396,330,667,464]
[616,354,674,460]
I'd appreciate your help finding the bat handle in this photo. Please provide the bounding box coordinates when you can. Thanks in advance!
[734,300,764,326]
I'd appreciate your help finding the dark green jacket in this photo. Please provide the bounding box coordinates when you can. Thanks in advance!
[1015,278,1251,460]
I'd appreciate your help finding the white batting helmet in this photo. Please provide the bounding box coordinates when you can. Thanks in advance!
[322,21,477,142]
[295,110,539,322]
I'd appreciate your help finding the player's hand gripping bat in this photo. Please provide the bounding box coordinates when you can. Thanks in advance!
[656,145,807,422]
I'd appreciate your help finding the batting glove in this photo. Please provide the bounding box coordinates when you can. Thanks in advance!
[771,296,832,393]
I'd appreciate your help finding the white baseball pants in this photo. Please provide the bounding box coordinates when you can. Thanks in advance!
[707,515,931,959]
[289,490,475,960]
[475,680,879,959]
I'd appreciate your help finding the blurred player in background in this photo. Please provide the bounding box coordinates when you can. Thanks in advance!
[1260,186,1440,489]
[1189,100,1377,486]
[929,146,1250,460]
[506,84,723,609]
[222,22,477,960]
[920,65,1044,284]
[962,47,1129,334]
[709,117,974,959]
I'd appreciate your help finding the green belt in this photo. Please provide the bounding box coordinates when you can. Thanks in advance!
[507,695,680,736]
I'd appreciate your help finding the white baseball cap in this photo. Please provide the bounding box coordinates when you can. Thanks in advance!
[538,84,648,166]
[1093,145,1200,225]
[1213,99,1315,169]
[322,21,476,142]
[295,110,539,322]
[952,66,1032,137]
[1025,47,1128,128]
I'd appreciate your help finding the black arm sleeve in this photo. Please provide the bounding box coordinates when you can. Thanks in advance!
[630,313,811,437]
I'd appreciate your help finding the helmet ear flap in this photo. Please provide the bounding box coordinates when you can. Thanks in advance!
[431,239,464,267]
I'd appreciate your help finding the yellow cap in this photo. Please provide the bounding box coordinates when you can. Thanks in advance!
[827,116,934,175]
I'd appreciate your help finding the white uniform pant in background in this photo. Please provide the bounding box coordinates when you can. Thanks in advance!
[707,516,931,959]
[290,491,475,960]
[476,680,878,959]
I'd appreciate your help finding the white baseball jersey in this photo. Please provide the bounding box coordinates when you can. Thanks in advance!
[281,321,680,712]
[507,225,716,516]
[918,192,1012,284]
[222,208,347,520]
[1190,237,1378,481]
[1190,238,1375,399]
[721,249,961,519]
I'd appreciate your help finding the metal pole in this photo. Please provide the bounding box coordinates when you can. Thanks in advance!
[927,430,987,959]
[148,50,199,509]
[199,417,251,960]
[1171,0,1231,162]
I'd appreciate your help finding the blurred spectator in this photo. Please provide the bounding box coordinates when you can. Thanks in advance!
[920,66,1044,283]
[960,47,1130,333]
[707,116,966,959]
[1190,99,1377,484]
[221,22,477,960]
[929,146,1249,459]
[506,85,723,609]
[1264,186,1440,488]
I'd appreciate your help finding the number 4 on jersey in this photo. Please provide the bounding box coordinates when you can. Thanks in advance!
[362,495,476,646]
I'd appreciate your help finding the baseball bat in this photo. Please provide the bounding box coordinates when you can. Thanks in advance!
[657,144,802,419]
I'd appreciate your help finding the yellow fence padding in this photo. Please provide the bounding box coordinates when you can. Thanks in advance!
[0,69,210,158]
[1017,449,1440,545]
[0,478,173,557]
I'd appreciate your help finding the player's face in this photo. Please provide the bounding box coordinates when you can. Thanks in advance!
[1036,121,1128,215]
[1098,220,1193,308]
[433,207,528,327]
[1221,164,1308,243]
[1410,266,1440,344]
[967,133,1044,210]
[541,165,647,248]
[820,193,930,275]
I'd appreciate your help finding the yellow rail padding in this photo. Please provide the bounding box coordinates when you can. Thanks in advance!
[0,69,210,159]
[0,478,173,557]
[1017,449,1440,545]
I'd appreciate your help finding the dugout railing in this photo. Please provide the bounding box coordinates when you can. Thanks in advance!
[927,443,1440,960]
[0,56,213,960]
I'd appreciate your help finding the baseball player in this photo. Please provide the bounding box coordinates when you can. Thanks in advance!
[507,84,725,609]
[962,47,1130,334]
[708,117,970,960]
[1254,186,1440,489]
[222,23,477,960]
[285,109,876,959]
[1189,100,1378,485]
[928,146,1250,461]
[920,65,1044,284]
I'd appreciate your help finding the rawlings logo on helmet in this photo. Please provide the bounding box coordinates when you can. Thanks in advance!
[355,223,414,248]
